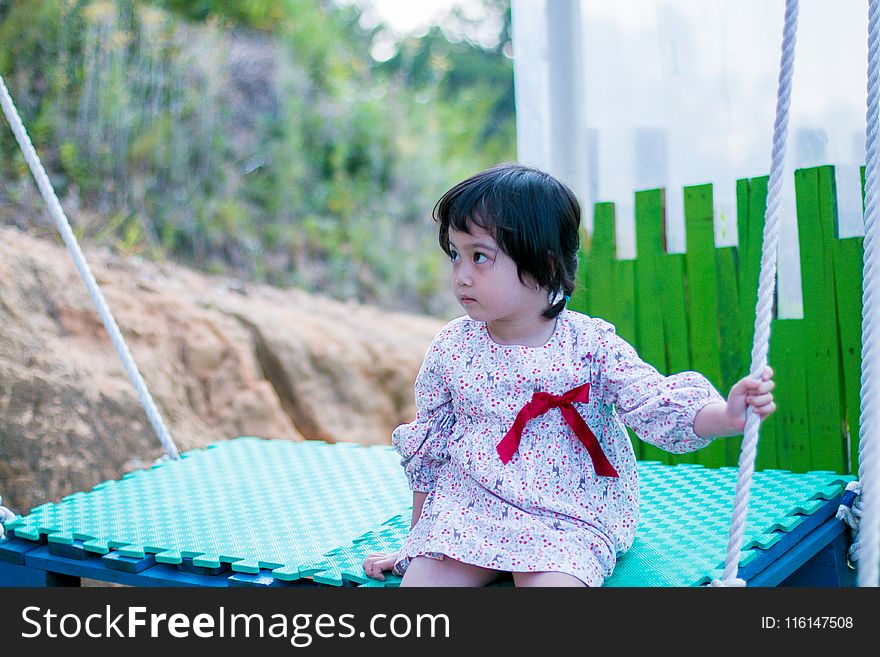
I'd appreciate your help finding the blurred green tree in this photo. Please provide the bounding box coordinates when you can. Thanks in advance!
[0,0,515,317]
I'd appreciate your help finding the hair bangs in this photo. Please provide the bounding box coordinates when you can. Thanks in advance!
[435,175,504,255]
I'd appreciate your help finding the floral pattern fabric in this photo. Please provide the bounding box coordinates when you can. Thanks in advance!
[392,310,725,586]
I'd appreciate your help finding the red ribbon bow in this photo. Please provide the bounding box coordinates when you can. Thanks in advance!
[496,382,619,478]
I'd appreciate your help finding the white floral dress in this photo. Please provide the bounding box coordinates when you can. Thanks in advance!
[392,310,725,586]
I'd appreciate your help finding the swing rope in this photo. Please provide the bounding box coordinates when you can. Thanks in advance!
[0,495,15,537]
[852,0,880,589]
[710,0,799,587]
[0,74,180,462]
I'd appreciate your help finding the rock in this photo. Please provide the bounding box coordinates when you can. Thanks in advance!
[0,227,445,513]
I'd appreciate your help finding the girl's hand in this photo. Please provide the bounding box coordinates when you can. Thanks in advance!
[362,551,400,580]
[725,365,776,431]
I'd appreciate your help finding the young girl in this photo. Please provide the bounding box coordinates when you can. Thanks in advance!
[363,163,776,587]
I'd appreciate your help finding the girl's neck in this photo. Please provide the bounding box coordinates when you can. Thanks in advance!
[487,313,559,347]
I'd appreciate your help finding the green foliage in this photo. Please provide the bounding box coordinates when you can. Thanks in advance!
[158,0,290,29]
[0,0,515,316]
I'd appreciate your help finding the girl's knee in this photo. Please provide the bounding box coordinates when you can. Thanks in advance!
[512,571,587,587]
[400,555,499,587]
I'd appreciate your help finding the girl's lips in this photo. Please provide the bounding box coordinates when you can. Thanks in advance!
[460,296,476,304]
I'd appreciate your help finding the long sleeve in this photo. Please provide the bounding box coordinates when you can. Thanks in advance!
[392,333,456,492]
[592,319,725,453]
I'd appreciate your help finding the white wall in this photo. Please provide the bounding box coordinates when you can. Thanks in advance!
[512,0,869,318]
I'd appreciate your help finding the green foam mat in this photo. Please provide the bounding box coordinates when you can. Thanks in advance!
[607,463,851,586]
[5,440,852,586]
[5,438,411,584]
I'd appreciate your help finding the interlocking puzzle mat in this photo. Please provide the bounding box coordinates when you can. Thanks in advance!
[4,438,411,584]
[607,463,851,586]
[2,440,852,587]
[335,462,853,587]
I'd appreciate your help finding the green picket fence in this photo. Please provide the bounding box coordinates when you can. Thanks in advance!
[571,165,863,475]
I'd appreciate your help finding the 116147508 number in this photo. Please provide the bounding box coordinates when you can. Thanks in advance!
[761,616,853,630]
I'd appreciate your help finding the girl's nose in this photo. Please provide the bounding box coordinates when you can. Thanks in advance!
[455,262,472,286]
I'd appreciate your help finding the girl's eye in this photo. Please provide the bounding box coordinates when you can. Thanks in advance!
[473,252,488,264]
[449,249,459,262]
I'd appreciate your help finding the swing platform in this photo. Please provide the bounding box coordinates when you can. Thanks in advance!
[0,437,855,588]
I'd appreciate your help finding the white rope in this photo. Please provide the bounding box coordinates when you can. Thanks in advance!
[711,0,799,587]
[856,0,880,588]
[836,481,863,563]
[837,480,862,529]
[0,74,179,461]
[0,495,16,539]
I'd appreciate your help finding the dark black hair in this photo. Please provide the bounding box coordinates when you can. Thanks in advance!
[433,162,581,319]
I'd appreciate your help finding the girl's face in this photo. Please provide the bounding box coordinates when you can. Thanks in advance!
[447,222,547,329]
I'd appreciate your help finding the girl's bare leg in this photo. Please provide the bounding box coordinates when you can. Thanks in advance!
[400,556,500,587]
[512,571,587,587]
